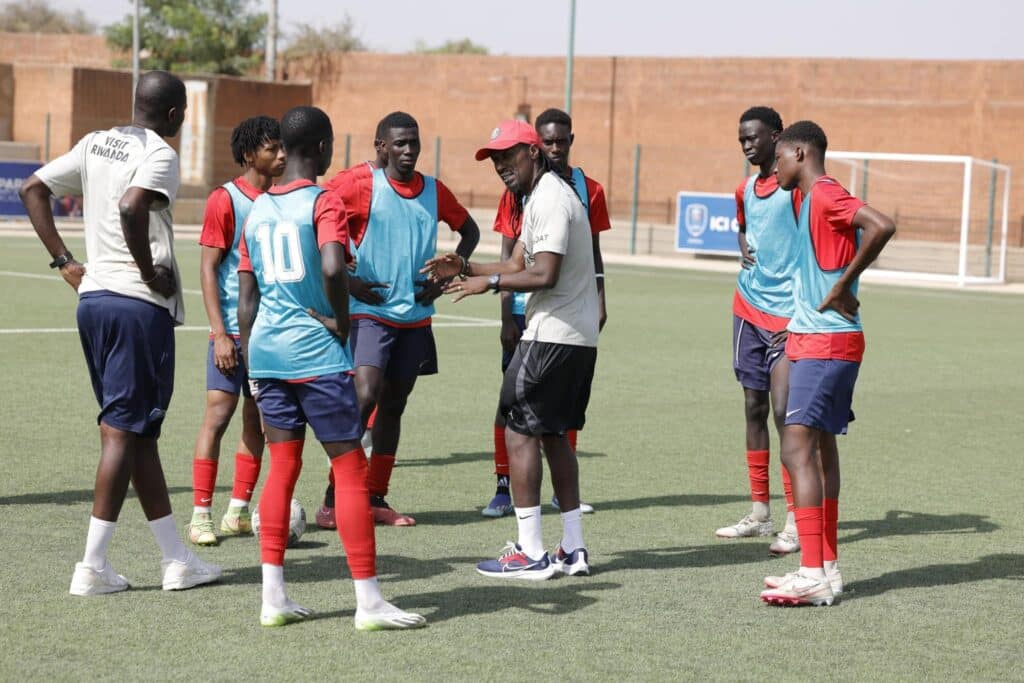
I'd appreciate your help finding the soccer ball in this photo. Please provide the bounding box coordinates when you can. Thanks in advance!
[251,498,306,547]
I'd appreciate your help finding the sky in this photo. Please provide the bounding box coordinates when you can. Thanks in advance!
[49,0,1023,60]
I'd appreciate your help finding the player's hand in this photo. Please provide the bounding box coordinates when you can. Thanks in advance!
[349,276,387,305]
[500,317,522,353]
[818,284,860,322]
[212,332,238,376]
[740,248,756,269]
[347,255,358,272]
[59,259,86,292]
[307,308,349,344]
[414,278,444,305]
[443,275,487,303]
[142,264,176,298]
[421,253,465,282]
[770,329,788,347]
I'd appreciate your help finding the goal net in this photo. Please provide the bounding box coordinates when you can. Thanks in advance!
[826,151,1011,286]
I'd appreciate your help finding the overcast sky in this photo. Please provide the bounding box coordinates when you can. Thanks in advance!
[49,0,1022,60]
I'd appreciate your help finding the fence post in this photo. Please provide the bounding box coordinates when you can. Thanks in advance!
[44,113,51,162]
[985,158,997,278]
[629,143,641,255]
[434,136,441,179]
[343,133,351,169]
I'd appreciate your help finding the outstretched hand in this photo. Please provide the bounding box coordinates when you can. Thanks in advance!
[443,275,488,303]
[414,278,444,305]
[420,253,464,282]
[818,283,860,322]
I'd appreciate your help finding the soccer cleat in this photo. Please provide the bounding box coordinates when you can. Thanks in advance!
[482,492,514,518]
[187,512,219,546]
[371,499,416,526]
[715,514,774,538]
[769,528,800,555]
[315,504,337,530]
[219,506,252,536]
[476,542,558,580]
[261,600,315,627]
[161,551,222,591]
[354,602,427,631]
[551,546,590,576]
[765,568,844,596]
[69,562,130,596]
[550,496,595,514]
[760,571,835,606]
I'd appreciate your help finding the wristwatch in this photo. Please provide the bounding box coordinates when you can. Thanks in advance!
[487,273,501,293]
[49,252,73,269]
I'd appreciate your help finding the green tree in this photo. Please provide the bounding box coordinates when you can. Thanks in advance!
[105,0,266,76]
[284,14,367,58]
[0,0,96,33]
[414,38,488,55]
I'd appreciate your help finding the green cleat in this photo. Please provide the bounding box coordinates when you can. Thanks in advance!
[187,512,218,546]
[220,506,253,536]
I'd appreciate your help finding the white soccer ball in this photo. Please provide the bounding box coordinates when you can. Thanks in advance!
[252,498,306,547]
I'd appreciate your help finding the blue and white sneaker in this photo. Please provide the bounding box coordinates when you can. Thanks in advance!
[476,542,558,580]
[482,492,514,518]
[552,546,590,576]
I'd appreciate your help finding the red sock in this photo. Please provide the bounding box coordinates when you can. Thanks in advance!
[331,448,376,579]
[823,498,839,562]
[794,506,824,569]
[782,465,794,513]
[192,458,218,508]
[258,440,303,566]
[494,425,509,476]
[231,452,262,502]
[366,407,378,430]
[366,453,395,497]
[746,450,770,503]
[568,430,578,451]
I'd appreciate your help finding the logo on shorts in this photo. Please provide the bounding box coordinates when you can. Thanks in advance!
[685,203,709,237]
[786,409,801,418]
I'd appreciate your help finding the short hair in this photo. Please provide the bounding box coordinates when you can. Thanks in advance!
[739,106,783,133]
[134,70,185,118]
[535,107,572,131]
[280,106,332,154]
[375,111,418,140]
[229,116,281,166]
[778,120,828,155]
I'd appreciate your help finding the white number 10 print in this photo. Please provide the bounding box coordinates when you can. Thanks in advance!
[254,221,306,283]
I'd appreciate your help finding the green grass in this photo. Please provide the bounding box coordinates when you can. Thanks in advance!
[1,235,1022,681]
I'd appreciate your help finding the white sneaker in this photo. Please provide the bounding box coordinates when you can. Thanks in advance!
[826,565,844,595]
[354,601,427,631]
[161,551,222,591]
[550,495,595,514]
[261,600,315,627]
[69,562,130,596]
[715,514,773,538]
[769,528,800,555]
[760,571,835,606]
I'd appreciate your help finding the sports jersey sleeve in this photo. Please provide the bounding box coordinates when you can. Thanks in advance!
[735,180,747,230]
[527,188,571,256]
[815,181,865,234]
[130,145,180,209]
[329,170,370,246]
[435,180,470,231]
[492,190,519,238]
[237,230,253,273]
[314,191,353,262]
[198,187,235,250]
[35,135,88,197]
[584,177,611,233]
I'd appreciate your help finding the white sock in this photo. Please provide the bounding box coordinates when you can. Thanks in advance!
[784,510,796,533]
[560,507,584,552]
[149,514,189,563]
[514,505,544,559]
[192,506,211,515]
[262,563,287,608]
[228,498,249,510]
[824,559,840,573]
[752,501,771,520]
[800,565,827,580]
[353,576,385,610]
[360,429,373,451]
[82,516,116,570]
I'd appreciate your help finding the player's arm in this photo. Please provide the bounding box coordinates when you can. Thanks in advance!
[819,206,896,321]
[119,187,175,297]
[199,189,237,374]
[592,233,607,331]
[735,182,755,268]
[415,185,480,305]
[237,271,259,371]
[321,242,351,344]
[19,174,85,291]
[437,243,563,303]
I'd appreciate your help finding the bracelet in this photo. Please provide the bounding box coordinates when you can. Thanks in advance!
[141,271,159,284]
[595,273,605,279]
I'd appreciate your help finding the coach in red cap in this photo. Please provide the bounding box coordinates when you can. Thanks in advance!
[422,119,600,580]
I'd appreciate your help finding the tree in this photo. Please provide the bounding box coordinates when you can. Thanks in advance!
[0,0,96,33]
[414,38,489,55]
[105,0,266,76]
[283,14,367,59]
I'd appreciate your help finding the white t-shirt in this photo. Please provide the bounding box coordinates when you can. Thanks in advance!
[519,172,599,348]
[36,126,184,325]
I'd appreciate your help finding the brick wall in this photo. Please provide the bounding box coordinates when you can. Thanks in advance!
[0,32,117,68]
[0,63,12,141]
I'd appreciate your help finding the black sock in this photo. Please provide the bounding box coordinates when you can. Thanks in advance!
[496,475,510,496]
[370,494,388,508]
[323,485,334,508]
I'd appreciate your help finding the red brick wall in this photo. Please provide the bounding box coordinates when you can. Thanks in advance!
[0,32,117,68]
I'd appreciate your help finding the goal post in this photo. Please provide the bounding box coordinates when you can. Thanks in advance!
[825,151,1011,286]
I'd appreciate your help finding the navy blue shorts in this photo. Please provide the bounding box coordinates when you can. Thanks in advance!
[500,314,527,372]
[77,291,174,438]
[733,315,787,391]
[205,337,252,398]
[350,317,438,379]
[785,359,859,435]
[255,372,362,443]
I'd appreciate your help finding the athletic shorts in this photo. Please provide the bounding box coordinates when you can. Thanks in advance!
[77,290,174,438]
[206,337,252,398]
[499,340,597,437]
[350,317,438,379]
[733,315,787,391]
[500,314,527,372]
[255,372,362,443]
[785,359,859,435]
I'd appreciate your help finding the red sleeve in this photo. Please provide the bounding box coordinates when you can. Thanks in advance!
[199,187,235,250]
[790,186,803,222]
[815,179,865,235]
[809,179,864,270]
[585,177,611,233]
[314,190,353,262]
[735,180,747,230]
[435,180,470,231]
[328,170,370,246]
[237,228,253,272]
[492,190,520,238]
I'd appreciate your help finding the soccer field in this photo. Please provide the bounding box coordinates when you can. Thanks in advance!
[1,234,1021,681]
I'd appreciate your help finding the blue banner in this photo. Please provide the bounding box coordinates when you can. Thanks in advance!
[675,191,741,255]
[0,161,41,216]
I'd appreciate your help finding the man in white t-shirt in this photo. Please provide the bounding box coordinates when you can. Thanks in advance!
[19,70,220,596]
[421,119,599,580]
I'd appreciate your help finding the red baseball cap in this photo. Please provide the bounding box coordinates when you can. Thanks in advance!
[475,119,543,161]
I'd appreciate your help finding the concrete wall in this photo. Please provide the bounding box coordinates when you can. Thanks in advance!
[0,63,12,141]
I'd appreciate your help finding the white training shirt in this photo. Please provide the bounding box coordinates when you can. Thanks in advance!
[36,126,184,325]
[519,171,599,348]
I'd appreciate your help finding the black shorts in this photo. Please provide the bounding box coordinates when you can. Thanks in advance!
[499,340,597,437]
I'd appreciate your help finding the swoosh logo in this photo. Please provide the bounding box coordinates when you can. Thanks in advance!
[786,409,801,418]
